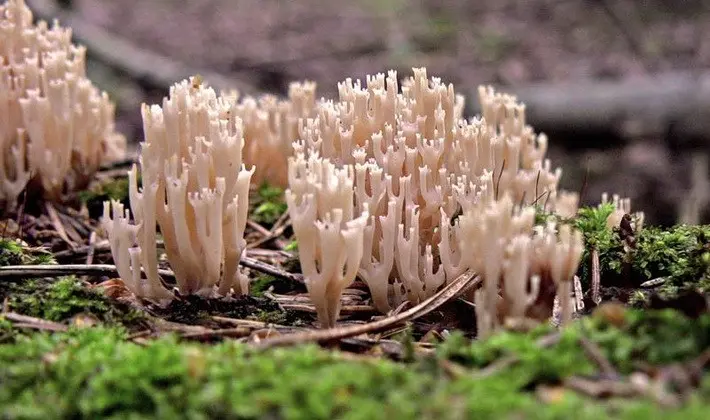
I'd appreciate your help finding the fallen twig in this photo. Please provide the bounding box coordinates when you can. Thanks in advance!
[640,277,668,288]
[573,275,585,312]
[474,332,561,379]
[180,327,252,341]
[246,220,272,238]
[1,312,67,332]
[80,231,98,283]
[467,71,710,143]
[44,202,77,249]
[253,270,480,349]
[54,245,303,284]
[212,315,299,331]
[0,257,301,288]
[54,240,110,261]
[579,336,619,379]
[279,303,378,315]
[240,256,304,284]
[0,264,174,281]
[591,248,601,305]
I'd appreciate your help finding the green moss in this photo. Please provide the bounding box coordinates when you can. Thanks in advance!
[440,307,710,376]
[0,318,17,344]
[578,221,710,298]
[575,203,615,250]
[568,204,624,289]
[79,177,131,205]
[250,275,279,297]
[153,294,304,328]
[571,206,710,297]
[251,309,290,325]
[632,225,710,292]
[1,277,147,331]
[1,242,142,329]
[2,308,710,419]
[0,239,23,266]
[251,182,288,225]
[0,239,55,266]
[79,177,132,218]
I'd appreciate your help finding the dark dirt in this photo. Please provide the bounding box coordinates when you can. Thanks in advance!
[75,0,710,94]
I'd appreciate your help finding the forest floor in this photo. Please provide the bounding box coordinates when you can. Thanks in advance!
[2,1,710,418]
[2,173,710,418]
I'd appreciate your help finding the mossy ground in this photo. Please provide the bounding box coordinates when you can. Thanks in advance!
[78,177,132,219]
[1,307,710,419]
[151,294,304,328]
[0,239,55,267]
[3,204,710,418]
[569,205,710,306]
[250,182,289,227]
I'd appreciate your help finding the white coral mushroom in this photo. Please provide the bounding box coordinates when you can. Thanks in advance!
[102,77,253,301]
[0,0,125,208]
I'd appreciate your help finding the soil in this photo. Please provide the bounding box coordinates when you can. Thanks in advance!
[70,0,710,226]
[75,0,710,94]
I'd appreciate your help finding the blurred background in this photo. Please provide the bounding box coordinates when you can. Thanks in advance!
[30,0,710,226]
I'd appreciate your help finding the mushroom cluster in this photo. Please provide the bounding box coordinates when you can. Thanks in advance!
[0,0,125,208]
[103,77,253,302]
[291,68,580,325]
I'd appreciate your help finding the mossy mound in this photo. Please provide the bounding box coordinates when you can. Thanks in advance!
[567,205,710,303]
[79,177,131,219]
[0,239,55,267]
[0,277,148,336]
[1,307,710,419]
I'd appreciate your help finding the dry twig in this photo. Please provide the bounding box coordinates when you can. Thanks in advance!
[279,303,378,315]
[591,248,601,305]
[0,264,174,281]
[579,336,619,379]
[52,247,303,285]
[44,202,77,249]
[253,271,481,349]
[180,327,252,341]
[1,312,67,332]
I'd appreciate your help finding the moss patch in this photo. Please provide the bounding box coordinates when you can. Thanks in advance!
[440,305,710,375]
[250,182,288,226]
[1,308,710,419]
[79,177,131,218]
[152,294,304,328]
[251,274,303,298]
[571,205,710,302]
[1,277,147,332]
[0,238,55,266]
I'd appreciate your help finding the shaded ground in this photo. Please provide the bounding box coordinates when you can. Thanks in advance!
[75,0,710,94]
[3,207,710,417]
[67,0,710,226]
